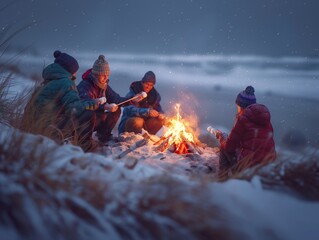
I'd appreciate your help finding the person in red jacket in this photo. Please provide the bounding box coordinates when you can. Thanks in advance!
[216,86,276,175]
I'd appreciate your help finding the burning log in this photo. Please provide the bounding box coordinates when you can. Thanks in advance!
[180,135,203,155]
[174,142,189,154]
[155,137,170,152]
[190,142,203,155]
[153,133,172,146]
[154,103,205,155]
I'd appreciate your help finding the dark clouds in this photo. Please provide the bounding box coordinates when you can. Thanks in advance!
[1,0,319,57]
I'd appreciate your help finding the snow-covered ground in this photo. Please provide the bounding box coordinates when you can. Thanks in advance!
[1,124,319,240]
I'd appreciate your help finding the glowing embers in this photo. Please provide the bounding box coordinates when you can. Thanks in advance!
[156,104,201,154]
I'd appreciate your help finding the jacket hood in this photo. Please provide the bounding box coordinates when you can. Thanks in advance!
[130,81,160,107]
[82,68,92,81]
[243,104,271,126]
[81,68,107,90]
[42,63,73,81]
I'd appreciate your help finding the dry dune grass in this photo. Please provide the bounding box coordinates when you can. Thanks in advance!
[234,154,319,201]
[0,72,30,127]
[0,131,253,240]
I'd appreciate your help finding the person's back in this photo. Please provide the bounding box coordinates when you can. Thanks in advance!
[219,86,276,173]
[21,51,96,152]
[37,62,83,118]
[222,103,276,169]
[22,51,83,136]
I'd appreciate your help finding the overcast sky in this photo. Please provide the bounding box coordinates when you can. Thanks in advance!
[1,0,319,57]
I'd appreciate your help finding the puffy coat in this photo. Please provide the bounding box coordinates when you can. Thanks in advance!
[77,69,127,110]
[221,104,276,168]
[118,81,163,134]
[21,63,84,134]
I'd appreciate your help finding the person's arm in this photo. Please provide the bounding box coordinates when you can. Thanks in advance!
[153,101,163,114]
[77,81,102,111]
[221,115,245,155]
[61,81,85,116]
[106,86,130,104]
[153,93,164,114]
[122,105,150,118]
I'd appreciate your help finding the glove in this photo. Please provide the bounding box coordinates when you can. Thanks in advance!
[96,97,106,105]
[149,109,159,118]
[104,103,118,112]
[84,101,98,111]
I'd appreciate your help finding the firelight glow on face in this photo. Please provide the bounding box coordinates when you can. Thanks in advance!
[142,82,154,93]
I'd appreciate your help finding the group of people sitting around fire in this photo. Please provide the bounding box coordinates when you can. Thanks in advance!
[22,50,276,176]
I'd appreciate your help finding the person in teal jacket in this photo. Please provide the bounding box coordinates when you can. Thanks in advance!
[22,50,96,152]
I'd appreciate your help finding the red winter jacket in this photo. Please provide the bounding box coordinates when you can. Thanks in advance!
[221,104,276,169]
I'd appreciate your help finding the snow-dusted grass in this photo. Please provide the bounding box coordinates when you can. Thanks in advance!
[237,149,319,201]
[0,127,235,240]
[0,72,25,127]
[1,125,319,240]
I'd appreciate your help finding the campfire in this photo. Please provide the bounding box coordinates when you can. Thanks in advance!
[156,104,202,154]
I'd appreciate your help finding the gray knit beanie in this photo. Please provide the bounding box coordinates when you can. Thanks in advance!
[92,55,110,76]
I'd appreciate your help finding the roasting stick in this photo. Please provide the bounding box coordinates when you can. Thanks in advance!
[104,91,147,112]
[118,91,147,106]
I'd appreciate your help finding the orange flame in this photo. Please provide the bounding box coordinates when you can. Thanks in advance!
[163,104,195,154]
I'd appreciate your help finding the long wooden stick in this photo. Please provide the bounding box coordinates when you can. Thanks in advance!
[115,134,150,159]
[117,95,141,106]
[104,92,147,113]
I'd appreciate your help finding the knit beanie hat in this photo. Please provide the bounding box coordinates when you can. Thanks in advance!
[142,71,156,84]
[92,55,110,76]
[236,86,257,108]
[54,50,79,74]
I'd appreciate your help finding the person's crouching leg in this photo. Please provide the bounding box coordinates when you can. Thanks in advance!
[125,117,145,134]
[96,107,121,142]
[144,117,163,135]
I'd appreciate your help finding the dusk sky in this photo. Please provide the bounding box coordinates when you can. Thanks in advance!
[1,0,319,57]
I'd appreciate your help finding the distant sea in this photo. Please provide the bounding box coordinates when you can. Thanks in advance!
[4,51,319,100]
[78,52,319,100]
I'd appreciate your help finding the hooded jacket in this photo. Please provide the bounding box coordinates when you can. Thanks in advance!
[21,63,84,134]
[118,81,163,134]
[221,104,276,168]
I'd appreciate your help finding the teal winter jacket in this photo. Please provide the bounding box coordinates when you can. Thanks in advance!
[22,63,85,134]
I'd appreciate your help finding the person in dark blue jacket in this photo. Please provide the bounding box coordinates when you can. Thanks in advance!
[77,55,133,143]
[118,71,165,135]
[21,50,96,152]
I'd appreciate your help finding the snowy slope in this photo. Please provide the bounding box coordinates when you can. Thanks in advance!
[1,124,319,240]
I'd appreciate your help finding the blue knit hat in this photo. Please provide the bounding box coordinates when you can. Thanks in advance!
[236,86,256,108]
[54,50,79,74]
[142,71,156,84]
